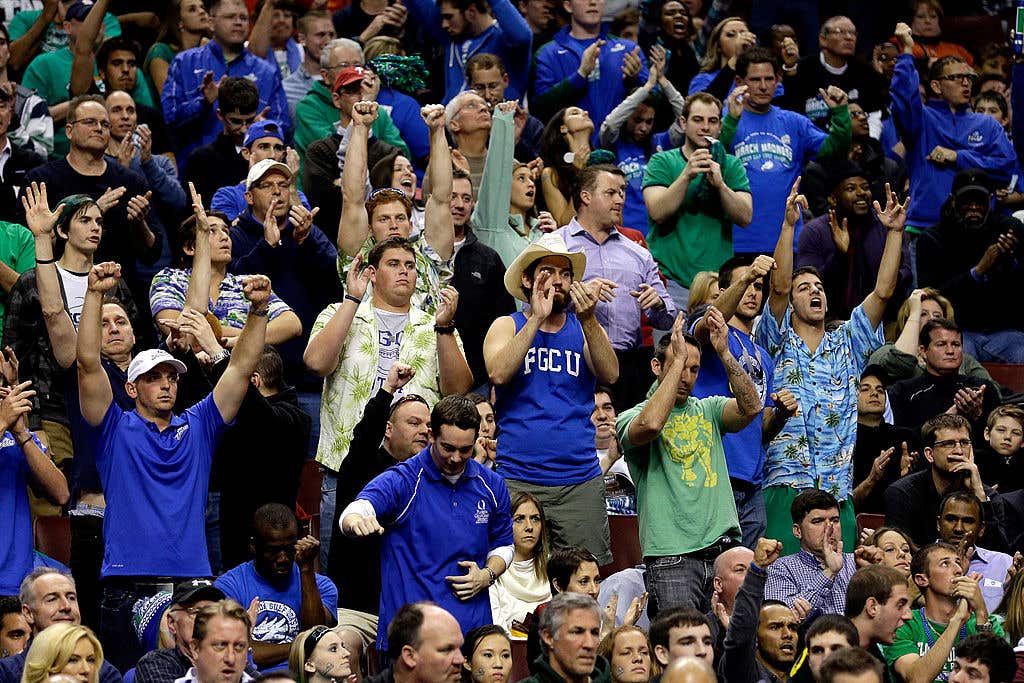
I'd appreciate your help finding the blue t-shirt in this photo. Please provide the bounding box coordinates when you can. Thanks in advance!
[494,312,601,485]
[615,137,669,234]
[728,106,827,253]
[0,432,43,595]
[89,394,230,577]
[688,320,775,484]
[215,561,338,672]
[357,447,513,651]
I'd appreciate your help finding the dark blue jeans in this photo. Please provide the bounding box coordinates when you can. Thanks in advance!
[644,553,715,619]
[733,482,767,550]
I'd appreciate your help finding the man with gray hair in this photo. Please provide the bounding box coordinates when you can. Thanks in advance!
[0,568,121,683]
[445,90,492,195]
[518,593,611,683]
[293,38,409,162]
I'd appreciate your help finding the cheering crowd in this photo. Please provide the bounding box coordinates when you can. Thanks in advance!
[3,0,1024,681]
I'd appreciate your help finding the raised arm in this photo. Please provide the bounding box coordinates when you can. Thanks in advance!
[338,101,376,257]
[185,183,212,314]
[69,0,111,97]
[768,178,804,323]
[722,538,783,683]
[22,183,77,369]
[8,0,58,70]
[706,307,762,432]
[247,0,274,59]
[572,280,619,384]
[434,286,473,395]
[600,58,660,147]
[483,272,558,386]
[422,104,455,261]
[691,255,774,344]
[77,263,121,426]
[889,24,923,141]
[304,256,369,376]
[892,289,924,355]
[626,314,687,446]
[471,102,516,232]
[211,275,271,423]
[861,184,910,328]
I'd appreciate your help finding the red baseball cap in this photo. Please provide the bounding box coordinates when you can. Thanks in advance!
[333,66,367,92]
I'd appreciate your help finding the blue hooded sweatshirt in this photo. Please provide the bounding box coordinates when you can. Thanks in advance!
[404,0,532,104]
[534,26,649,135]
[890,53,1015,231]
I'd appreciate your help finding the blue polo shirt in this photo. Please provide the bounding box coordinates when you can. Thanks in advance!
[89,394,231,578]
[356,447,514,651]
[0,432,44,595]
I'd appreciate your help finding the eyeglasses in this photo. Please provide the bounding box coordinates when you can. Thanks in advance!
[849,110,868,119]
[875,54,896,63]
[71,118,111,130]
[938,73,978,85]
[825,27,857,37]
[329,61,363,70]
[170,606,203,617]
[254,180,289,192]
[932,438,973,450]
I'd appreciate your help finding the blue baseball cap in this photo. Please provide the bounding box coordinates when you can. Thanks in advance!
[243,119,285,148]
[65,0,95,22]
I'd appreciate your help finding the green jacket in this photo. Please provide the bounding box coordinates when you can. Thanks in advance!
[518,654,611,683]
[293,81,410,159]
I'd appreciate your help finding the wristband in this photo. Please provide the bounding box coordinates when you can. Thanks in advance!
[344,294,362,305]
[16,435,32,449]
[485,567,497,585]
[35,257,56,264]
[434,324,456,335]
[976,622,994,633]
[748,561,767,577]
[210,349,230,365]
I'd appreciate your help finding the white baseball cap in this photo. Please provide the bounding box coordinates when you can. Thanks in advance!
[127,349,188,383]
[245,158,292,190]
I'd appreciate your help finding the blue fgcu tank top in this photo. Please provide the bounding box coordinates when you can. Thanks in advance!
[494,312,600,486]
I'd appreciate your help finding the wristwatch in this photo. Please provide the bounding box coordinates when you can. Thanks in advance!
[210,349,230,365]
[434,324,456,335]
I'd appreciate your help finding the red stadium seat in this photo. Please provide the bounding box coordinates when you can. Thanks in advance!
[33,515,71,566]
[511,639,530,681]
[600,515,642,578]
[982,363,1024,395]
[856,513,886,538]
[295,459,323,540]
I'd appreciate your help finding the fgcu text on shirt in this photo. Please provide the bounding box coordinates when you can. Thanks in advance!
[88,395,231,577]
[356,447,513,651]
[494,312,601,486]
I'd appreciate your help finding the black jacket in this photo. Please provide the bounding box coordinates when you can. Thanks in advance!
[181,133,249,211]
[888,372,1000,438]
[884,469,1003,550]
[326,386,401,614]
[519,654,611,683]
[452,228,515,387]
[917,212,1024,333]
[0,140,44,222]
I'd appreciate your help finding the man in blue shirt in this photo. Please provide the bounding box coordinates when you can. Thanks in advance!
[719,47,851,256]
[216,504,337,673]
[404,0,532,104]
[162,0,290,169]
[76,228,273,671]
[689,254,797,549]
[756,179,907,555]
[340,395,514,652]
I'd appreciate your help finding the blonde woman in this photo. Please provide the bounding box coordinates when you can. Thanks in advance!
[597,626,656,683]
[21,624,103,683]
[686,271,720,315]
[289,626,352,683]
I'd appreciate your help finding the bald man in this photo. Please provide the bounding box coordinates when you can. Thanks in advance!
[661,657,717,683]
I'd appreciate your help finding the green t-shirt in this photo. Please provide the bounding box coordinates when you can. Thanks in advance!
[617,394,741,557]
[641,147,750,288]
[143,42,176,106]
[22,47,156,158]
[8,11,120,53]
[0,221,36,340]
[882,610,1006,682]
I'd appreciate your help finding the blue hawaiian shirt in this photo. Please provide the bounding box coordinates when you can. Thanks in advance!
[754,304,883,499]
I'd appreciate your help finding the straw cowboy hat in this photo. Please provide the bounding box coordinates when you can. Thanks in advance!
[503,233,588,303]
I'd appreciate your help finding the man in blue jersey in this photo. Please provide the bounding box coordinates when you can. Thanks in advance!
[890,23,1015,251]
[483,233,619,564]
[340,395,514,652]
[719,47,851,256]
[689,254,798,549]
[76,230,273,670]
[216,504,337,673]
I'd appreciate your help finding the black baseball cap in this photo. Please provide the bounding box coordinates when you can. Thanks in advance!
[951,168,992,200]
[171,579,225,605]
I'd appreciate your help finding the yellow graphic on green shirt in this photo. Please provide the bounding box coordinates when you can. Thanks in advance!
[661,411,717,486]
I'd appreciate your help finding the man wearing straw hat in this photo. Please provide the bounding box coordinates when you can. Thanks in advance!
[483,233,619,564]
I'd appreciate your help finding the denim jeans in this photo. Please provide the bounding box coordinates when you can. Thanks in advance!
[205,490,221,575]
[733,483,767,550]
[644,553,715,619]
[100,579,174,672]
[297,390,322,459]
[320,470,338,570]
